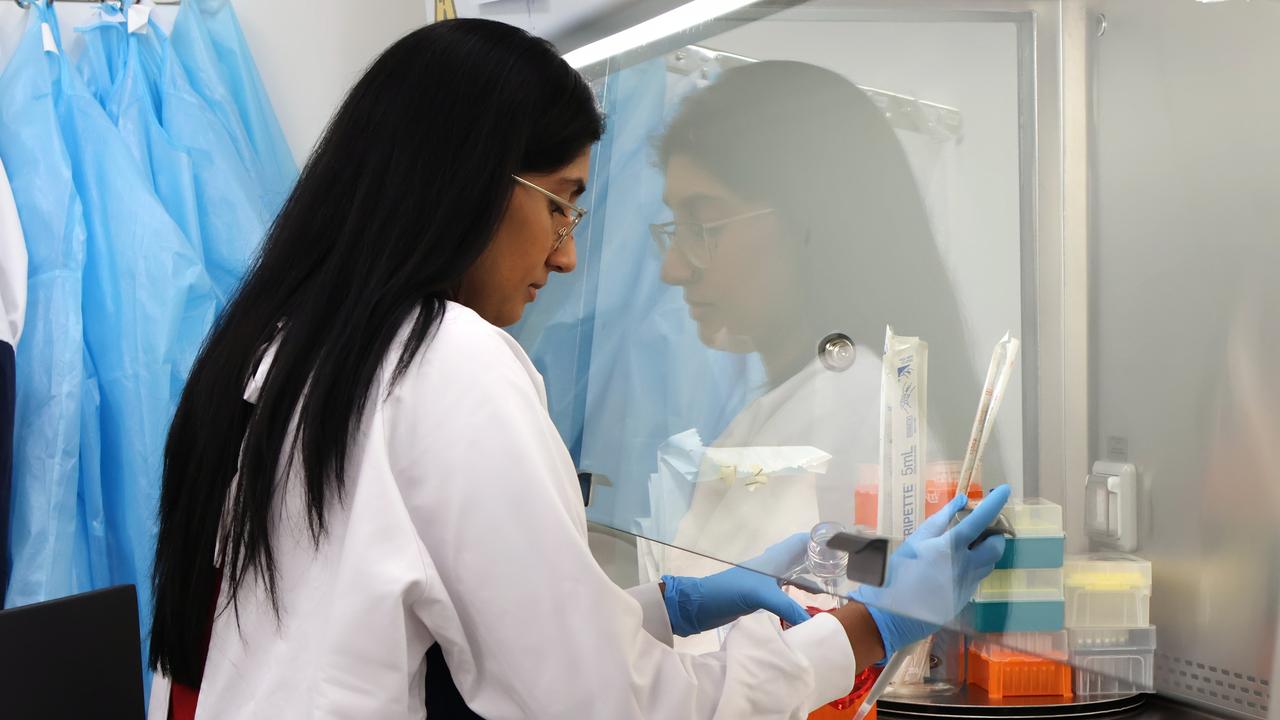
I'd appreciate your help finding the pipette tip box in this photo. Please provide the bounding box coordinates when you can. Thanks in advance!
[969,631,1069,662]
[1068,626,1157,696]
[967,646,1073,698]
[1064,554,1152,628]
[995,535,1066,570]
[975,568,1065,602]
[966,599,1065,633]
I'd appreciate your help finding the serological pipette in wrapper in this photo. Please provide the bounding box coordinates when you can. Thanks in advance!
[876,326,928,540]
[856,327,929,720]
[956,332,1020,498]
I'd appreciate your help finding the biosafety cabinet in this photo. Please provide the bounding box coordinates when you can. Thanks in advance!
[511,2,1279,718]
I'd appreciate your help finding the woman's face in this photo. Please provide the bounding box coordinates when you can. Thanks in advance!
[459,149,591,327]
[660,154,800,351]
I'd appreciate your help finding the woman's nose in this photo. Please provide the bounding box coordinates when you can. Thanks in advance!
[660,244,697,286]
[549,233,577,274]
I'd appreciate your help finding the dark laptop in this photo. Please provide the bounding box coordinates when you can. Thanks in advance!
[0,584,145,720]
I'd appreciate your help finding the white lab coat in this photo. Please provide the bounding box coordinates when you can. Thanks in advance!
[0,157,26,347]
[150,301,855,719]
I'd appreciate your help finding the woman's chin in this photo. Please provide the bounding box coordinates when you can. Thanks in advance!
[698,323,755,354]
[491,301,526,329]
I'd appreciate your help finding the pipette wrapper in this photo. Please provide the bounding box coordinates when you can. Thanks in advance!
[957,333,1020,498]
[877,327,928,538]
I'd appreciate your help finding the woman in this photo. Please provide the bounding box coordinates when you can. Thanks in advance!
[150,20,1006,719]
[649,60,990,575]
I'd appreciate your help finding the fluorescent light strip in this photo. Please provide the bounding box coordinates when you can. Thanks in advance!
[562,0,759,69]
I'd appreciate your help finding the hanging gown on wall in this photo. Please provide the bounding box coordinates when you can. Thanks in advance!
[0,10,96,608]
[57,8,214,688]
[170,0,296,219]
[3,10,214,700]
[78,3,267,310]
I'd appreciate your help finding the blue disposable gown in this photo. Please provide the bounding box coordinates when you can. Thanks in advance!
[79,5,268,308]
[0,8,96,608]
[170,0,296,219]
[4,5,214,690]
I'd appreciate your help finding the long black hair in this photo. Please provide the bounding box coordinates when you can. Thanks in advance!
[150,19,604,685]
[659,61,978,463]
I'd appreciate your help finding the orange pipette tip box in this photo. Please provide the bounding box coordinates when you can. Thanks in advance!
[967,647,1073,698]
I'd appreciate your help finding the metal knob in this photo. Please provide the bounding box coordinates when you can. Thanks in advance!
[818,333,856,371]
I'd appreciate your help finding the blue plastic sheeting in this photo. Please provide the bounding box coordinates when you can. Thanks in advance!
[3,6,214,698]
[511,58,762,536]
[78,5,270,307]
[0,9,96,606]
[170,0,297,219]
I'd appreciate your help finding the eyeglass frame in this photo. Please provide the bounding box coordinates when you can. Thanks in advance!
[512,175,588,252]
[649,208,775,269]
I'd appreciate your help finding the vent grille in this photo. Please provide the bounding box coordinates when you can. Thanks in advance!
[1156,652,1271,719]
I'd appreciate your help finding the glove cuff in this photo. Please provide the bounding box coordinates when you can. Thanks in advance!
[660,575,704,638]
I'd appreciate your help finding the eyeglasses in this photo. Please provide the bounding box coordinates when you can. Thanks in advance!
[649,208,775,269]
[512,175,588,252]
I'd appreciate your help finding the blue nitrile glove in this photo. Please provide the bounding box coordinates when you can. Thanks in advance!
[662,533,813,636]
[851,484,1011,660]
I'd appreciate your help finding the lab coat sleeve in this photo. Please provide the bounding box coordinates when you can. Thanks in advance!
[626,582,674,647]
[383,311,856,719]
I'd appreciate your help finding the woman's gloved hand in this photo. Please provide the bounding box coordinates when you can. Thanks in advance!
[851,484,1011,659]
[661,533,813,636]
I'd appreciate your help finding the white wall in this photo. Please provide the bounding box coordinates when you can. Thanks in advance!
[233,0,427,162]
[0,1,427,164]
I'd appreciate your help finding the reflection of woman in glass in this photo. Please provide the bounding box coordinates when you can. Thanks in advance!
[653,61,978,577]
